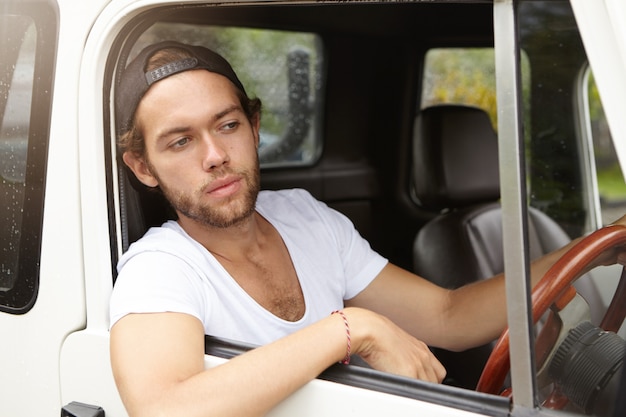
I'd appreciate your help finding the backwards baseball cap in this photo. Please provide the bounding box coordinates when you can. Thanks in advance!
[115,41,247,135]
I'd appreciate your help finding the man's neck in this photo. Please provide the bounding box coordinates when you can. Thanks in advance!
[177,211,270,262]
[177,208,304,322]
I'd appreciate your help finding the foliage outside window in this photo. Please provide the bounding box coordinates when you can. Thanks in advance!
[421,49,498,128]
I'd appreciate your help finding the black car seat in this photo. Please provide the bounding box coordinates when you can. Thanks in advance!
[411,104,604,389]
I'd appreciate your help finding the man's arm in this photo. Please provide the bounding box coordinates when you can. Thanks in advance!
[348,214,626,352]
[110,307,446,417]
[346,263,503,352]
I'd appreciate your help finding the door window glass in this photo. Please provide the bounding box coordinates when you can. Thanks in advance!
[587,73,626,226]
[0,5,55,313]
[0,18,36,296]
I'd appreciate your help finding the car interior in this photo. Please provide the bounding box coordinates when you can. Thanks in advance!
[107,0,608,399]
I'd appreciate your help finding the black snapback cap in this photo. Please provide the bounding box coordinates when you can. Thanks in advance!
[115,41,246,135]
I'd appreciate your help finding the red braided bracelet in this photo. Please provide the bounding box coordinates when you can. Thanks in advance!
[332,310,351,365]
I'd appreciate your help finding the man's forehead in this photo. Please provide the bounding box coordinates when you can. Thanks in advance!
[138,70,242,115]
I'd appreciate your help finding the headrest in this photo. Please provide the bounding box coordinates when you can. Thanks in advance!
[412,105,500,211]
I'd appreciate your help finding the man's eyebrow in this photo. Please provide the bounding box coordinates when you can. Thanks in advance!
[213,104,244,121]
[155,125,193,143]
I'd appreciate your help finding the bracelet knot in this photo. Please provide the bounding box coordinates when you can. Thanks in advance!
[331,310,351,365]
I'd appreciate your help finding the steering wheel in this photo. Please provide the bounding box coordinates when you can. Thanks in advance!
[476,224,626,404]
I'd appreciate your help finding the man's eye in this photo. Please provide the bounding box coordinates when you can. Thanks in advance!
[171,137,190,148]
[223,121,240,131]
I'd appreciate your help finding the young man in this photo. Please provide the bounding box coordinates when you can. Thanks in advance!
[109,41,626,417]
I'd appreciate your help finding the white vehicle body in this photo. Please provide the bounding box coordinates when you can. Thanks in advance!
[1,0,625,416]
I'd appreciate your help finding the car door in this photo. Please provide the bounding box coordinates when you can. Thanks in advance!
[0,1,88,416]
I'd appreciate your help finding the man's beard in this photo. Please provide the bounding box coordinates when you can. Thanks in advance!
[151,163,261,229]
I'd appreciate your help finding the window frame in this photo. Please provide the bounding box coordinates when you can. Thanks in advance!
[493,0,537,408]
[581,67,626,229]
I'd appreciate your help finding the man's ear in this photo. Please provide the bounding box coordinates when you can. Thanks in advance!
[122,151,159,188]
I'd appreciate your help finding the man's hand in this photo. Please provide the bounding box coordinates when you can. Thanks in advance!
[342,307,446,383]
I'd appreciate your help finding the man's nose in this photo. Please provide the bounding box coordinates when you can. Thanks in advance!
[200,135,230,171]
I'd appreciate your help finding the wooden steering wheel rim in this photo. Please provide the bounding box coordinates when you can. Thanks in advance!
[476,224,626,394]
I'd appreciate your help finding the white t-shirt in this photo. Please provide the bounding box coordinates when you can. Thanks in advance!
[109,188,388,346]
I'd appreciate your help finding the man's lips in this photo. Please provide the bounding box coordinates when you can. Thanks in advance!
[203,176,241,196]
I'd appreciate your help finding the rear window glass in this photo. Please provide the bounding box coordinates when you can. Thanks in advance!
[421,48,530,132]
[421,48,497,127]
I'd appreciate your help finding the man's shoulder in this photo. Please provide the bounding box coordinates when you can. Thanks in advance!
[256,188,342,232]
[257,188,323,214]
[118,221,199,269]
[134,220,189,247]
[258,188,315,203]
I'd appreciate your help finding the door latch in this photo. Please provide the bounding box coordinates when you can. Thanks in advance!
[61,401,105,417]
